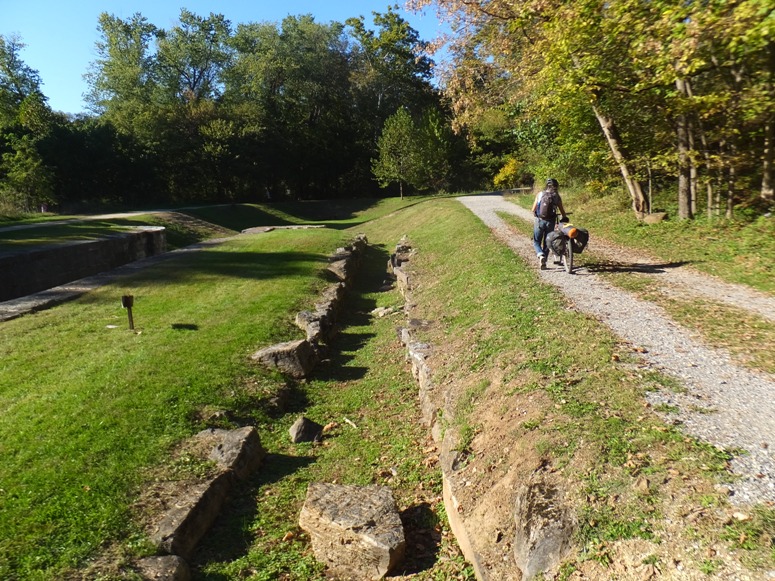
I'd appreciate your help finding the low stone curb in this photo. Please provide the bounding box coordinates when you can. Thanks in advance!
[251,234,368,379]
[135,426,266,579]
[393,239,576,581]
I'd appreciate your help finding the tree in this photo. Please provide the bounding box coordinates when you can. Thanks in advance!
[0,37,56,213]
[408,0,773,218]
[155,10,233,104]
[412,107,453,192]
[0,35,45,126]
[225,15,355,199]
[0,132,54,212]
[373,107,419,199]
[84,13,159,127]
[346,7,434,120]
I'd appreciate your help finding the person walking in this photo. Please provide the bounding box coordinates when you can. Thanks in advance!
[531,178,567,269]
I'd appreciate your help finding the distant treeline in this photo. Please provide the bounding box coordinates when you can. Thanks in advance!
[0,9,485,213]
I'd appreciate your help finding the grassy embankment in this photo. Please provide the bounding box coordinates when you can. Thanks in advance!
[504,189,775,375]
[1,195,773,579]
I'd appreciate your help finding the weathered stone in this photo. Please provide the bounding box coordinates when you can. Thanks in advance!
[319,282,345,306]
[407,342,436,427]
[513,480,576,580]
[151,471,234,559]
[394,267,410,297]
[327,257,352,282]
[134,555,191,581]
[371,306,396,318]
[326,237,367,284]
[289,416,324,443]
[251,339,318,378]
[295,310,324,342]
[644,211,668,224]
[299,483,406,580]
[200,426,266,481]
[0,227,166,302]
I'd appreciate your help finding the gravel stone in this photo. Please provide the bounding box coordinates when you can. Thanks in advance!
[459,194,775,505]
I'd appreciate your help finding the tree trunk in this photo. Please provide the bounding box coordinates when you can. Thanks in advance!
[762,41,774,203]
[689,124,698,215]
[591,104,649,217]
[726,153,736,219]
[685,79,715,219]
[763,117,774,203]
[675,77,693,220]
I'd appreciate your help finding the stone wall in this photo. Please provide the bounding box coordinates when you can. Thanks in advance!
[0,227,166,302]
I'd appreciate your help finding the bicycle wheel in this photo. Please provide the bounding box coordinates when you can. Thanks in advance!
[564,237,573,273]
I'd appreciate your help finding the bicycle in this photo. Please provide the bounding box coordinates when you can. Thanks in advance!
[547,216,589,274]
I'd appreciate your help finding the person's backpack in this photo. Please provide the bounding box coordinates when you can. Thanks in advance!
[537,190,557,220]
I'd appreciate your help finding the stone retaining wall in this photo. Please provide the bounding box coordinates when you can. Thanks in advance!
[393,238,575,581]
[0,227,166,302]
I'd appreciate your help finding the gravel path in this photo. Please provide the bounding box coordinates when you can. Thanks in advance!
[458,193,775,506]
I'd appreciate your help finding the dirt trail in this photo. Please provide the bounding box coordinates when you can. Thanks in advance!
[457,193,775,505]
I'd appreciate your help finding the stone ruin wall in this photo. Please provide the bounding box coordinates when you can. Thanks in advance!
[0,227,166,302]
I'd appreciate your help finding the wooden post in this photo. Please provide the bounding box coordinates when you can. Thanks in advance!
[121,295,135,330]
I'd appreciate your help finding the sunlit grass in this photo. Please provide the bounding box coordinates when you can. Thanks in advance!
[0,227,344,578]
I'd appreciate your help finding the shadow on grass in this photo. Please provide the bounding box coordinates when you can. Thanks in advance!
[127,248,327,286]
[184,199,387,232]
[314,331,376,383]
[190,453,317,566]
[583,259,694,274]
[393,502,443,576]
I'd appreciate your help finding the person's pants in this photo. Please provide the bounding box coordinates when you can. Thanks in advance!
[533,218,554,257]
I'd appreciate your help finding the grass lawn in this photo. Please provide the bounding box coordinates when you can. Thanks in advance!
[0,226,346,578]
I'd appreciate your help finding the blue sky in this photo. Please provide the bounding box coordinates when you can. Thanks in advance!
[1,1,447,115]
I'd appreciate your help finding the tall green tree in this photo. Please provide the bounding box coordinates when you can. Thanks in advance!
[0,35,44,126]
[372,107,419,199]
[0,36,56,213]
[155,10,233,104]
[84,13,159,133]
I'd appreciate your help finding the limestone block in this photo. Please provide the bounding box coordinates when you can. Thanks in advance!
[513,480,576,580]
[644,211,668,224]
[151,471,234,558]
[289,416,324,443]
[299,483,406,580]
[327,257,352,282]
[394,267,410,297]
[251,339,318,378]
[319,282,345,306]
[201,426,266,481]
[295,310,324,342]
[134,555,191,581]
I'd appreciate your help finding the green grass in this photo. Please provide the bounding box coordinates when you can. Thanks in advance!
[0,216,231,253]
[0,227,346,578]
[190,207,472,580]
[0,197,429,253]
[0,222,142,252]
[355,199,774,576]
